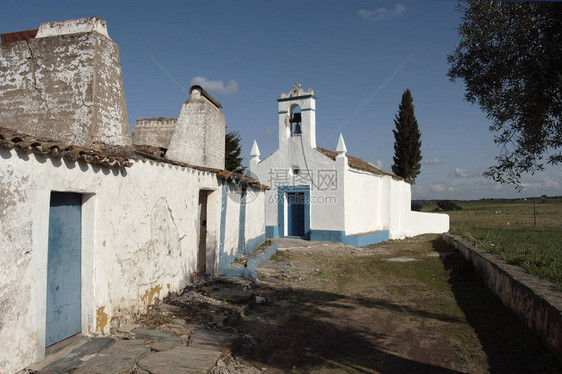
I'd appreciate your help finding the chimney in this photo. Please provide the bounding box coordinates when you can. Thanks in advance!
[166,86,225,169]
[0,17,131,147]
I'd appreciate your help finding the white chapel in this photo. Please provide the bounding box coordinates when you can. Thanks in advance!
[250,84,449,246]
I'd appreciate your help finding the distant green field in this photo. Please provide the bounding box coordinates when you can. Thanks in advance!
[418,197,562,290]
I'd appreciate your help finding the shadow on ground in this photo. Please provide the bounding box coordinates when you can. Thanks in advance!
[169,237,561,373]
[433,237,561,374]
[230,287,464,373]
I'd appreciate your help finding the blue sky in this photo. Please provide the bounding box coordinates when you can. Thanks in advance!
[2,0,560,199]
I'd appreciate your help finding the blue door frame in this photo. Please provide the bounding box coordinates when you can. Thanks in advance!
[278,185,310,239]
[46,192,82,346]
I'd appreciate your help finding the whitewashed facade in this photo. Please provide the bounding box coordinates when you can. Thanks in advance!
[250,85,449,246]
[0,18,266,373]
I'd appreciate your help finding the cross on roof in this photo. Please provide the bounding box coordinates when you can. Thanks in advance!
[292,82,301,91]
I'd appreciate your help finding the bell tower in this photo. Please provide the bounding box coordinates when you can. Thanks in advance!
[277,83,317,151]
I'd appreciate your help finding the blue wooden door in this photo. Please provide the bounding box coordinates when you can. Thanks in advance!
[287,192,305,237]
[46,192,82,346]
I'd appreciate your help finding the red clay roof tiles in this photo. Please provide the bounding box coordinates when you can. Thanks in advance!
[0,126,132,168]
[316,146,412,184]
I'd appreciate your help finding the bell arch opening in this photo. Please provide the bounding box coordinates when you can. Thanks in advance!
[289,104,302,136]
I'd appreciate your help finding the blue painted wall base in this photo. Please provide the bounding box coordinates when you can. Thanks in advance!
[220,243,279,282]
[309,229,389,247]
[342,230,389,247]
[266,225,280,239]
[267,227,389,247]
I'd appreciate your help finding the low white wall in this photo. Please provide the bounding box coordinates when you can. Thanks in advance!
[0,148,265,373]
[405,211,450,237]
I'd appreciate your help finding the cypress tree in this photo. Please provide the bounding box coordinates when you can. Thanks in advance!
[225,127,245,173]
[391,89,422,183]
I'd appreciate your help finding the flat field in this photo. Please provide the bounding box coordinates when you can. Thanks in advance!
[419,197,562,289]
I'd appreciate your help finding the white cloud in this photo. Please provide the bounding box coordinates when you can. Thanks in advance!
[521,175,561,190]
[544,176,561,188]
[190,76,238,94]
[430,184,446,192]
[453,168,471,178]
[368,160,384,170]
[358,4,405,21]
[423,157,442,165]
[394,4,406,15]
[414,166,562,200]
[259,129,276,137]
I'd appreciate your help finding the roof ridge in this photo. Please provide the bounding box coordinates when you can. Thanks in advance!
[0,126,131,168]
[315,146,412,184]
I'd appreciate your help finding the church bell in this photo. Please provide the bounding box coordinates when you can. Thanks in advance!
[290,112,302,135]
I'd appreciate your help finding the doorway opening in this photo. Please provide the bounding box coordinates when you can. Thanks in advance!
[197,190,209,274]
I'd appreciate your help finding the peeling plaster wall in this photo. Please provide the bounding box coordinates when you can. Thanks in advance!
[223,184,241,257]
[0,151,36,372]
[167,91,225,170]
[0,31,131,147]
[243,190,266,253]
[217,184,266,271]
[0,149,265,373]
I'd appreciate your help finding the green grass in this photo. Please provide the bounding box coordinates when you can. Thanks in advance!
[420,197,562,289]
[249,239,273,256]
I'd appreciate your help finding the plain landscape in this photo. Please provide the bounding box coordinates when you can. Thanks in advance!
[416,197,562,290]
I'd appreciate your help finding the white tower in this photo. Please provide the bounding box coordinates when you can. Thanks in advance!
[277,83,317,152]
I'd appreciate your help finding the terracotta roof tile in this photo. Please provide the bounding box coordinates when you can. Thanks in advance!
[316,147,412,184]
[134,145,268,190]
[0,126,132,168]
[0,125,268,189]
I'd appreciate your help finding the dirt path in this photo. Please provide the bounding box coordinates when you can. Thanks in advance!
[47,234,558,373]
[224,235,560,373]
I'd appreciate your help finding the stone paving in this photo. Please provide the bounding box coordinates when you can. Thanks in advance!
[23,241,335,374]
[24,277,255,374]
[26,328,239,374]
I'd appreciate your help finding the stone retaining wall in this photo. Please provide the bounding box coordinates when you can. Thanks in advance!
[443,233,562,362]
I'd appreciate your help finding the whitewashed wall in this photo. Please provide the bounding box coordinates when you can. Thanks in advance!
[405,211,450,237]
[223,184,242,260]
[344,168,383,235]
[0,149,264,373]
[255,138,346,234]
[243,191,266,253]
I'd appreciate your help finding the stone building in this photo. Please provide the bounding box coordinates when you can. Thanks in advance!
[0,18,266,373]
[133,85,226,171]
[132,117,177,148]
[250,84,449,246]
